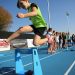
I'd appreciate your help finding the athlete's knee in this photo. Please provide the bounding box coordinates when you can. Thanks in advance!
[33,41,40,46]
[17,27,24,33]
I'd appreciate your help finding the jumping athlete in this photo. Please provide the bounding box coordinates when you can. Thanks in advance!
[3,0,48,46]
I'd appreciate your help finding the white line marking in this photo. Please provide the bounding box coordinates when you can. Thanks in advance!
[64,60,75,75]
[23,51,62,67]
[24,51,62,66]
[0,53,14,58]
[0,54,32,64]
[2,51,63,75]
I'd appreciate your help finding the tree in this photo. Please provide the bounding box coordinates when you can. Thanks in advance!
[0,6,12,31]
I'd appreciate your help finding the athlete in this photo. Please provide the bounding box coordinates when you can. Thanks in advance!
[4,0,48,46]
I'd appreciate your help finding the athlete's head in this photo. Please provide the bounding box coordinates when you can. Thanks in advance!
[17,0,30,9]
[48,28,52,32]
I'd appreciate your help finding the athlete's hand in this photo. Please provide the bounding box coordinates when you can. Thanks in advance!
[17,13,25,18]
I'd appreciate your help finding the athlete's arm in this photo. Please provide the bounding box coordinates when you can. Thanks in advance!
[17,7,38,18]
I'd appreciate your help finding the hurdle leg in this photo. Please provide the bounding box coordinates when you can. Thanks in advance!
[15,48,25,75]
[32,48,43,75]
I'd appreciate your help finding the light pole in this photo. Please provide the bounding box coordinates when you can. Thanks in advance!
[66,12,70,50]
[66,12,70,33]
[47,0,51,28]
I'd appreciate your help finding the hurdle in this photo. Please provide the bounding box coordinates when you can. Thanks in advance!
[33,49,43,75]
[15,48,25,75]
[15,48,43,75]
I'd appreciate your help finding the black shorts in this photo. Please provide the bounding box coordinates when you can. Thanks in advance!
[30,25,47,37]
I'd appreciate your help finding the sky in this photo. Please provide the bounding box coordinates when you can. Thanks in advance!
[0,0,75,34]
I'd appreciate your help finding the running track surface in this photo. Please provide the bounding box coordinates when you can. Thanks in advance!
[0,46,75,75]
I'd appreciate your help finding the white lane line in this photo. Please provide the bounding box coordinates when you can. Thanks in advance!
[2,51,63,75]
[0,54,32,64]
[0,53,14,58]
[64,60,75,75]
[24,51,62,67]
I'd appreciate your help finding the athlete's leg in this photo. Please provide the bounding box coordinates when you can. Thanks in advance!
[7,25,33,42]
[33,35,48,46]
[48,43,52,53]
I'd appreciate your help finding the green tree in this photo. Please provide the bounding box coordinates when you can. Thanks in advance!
[0,6,12,31]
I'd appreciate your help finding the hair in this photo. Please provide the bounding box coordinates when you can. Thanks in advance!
[47,28,52,34]
[17,0,20,8]
[17,0,29,8]
[48,28,52,32]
